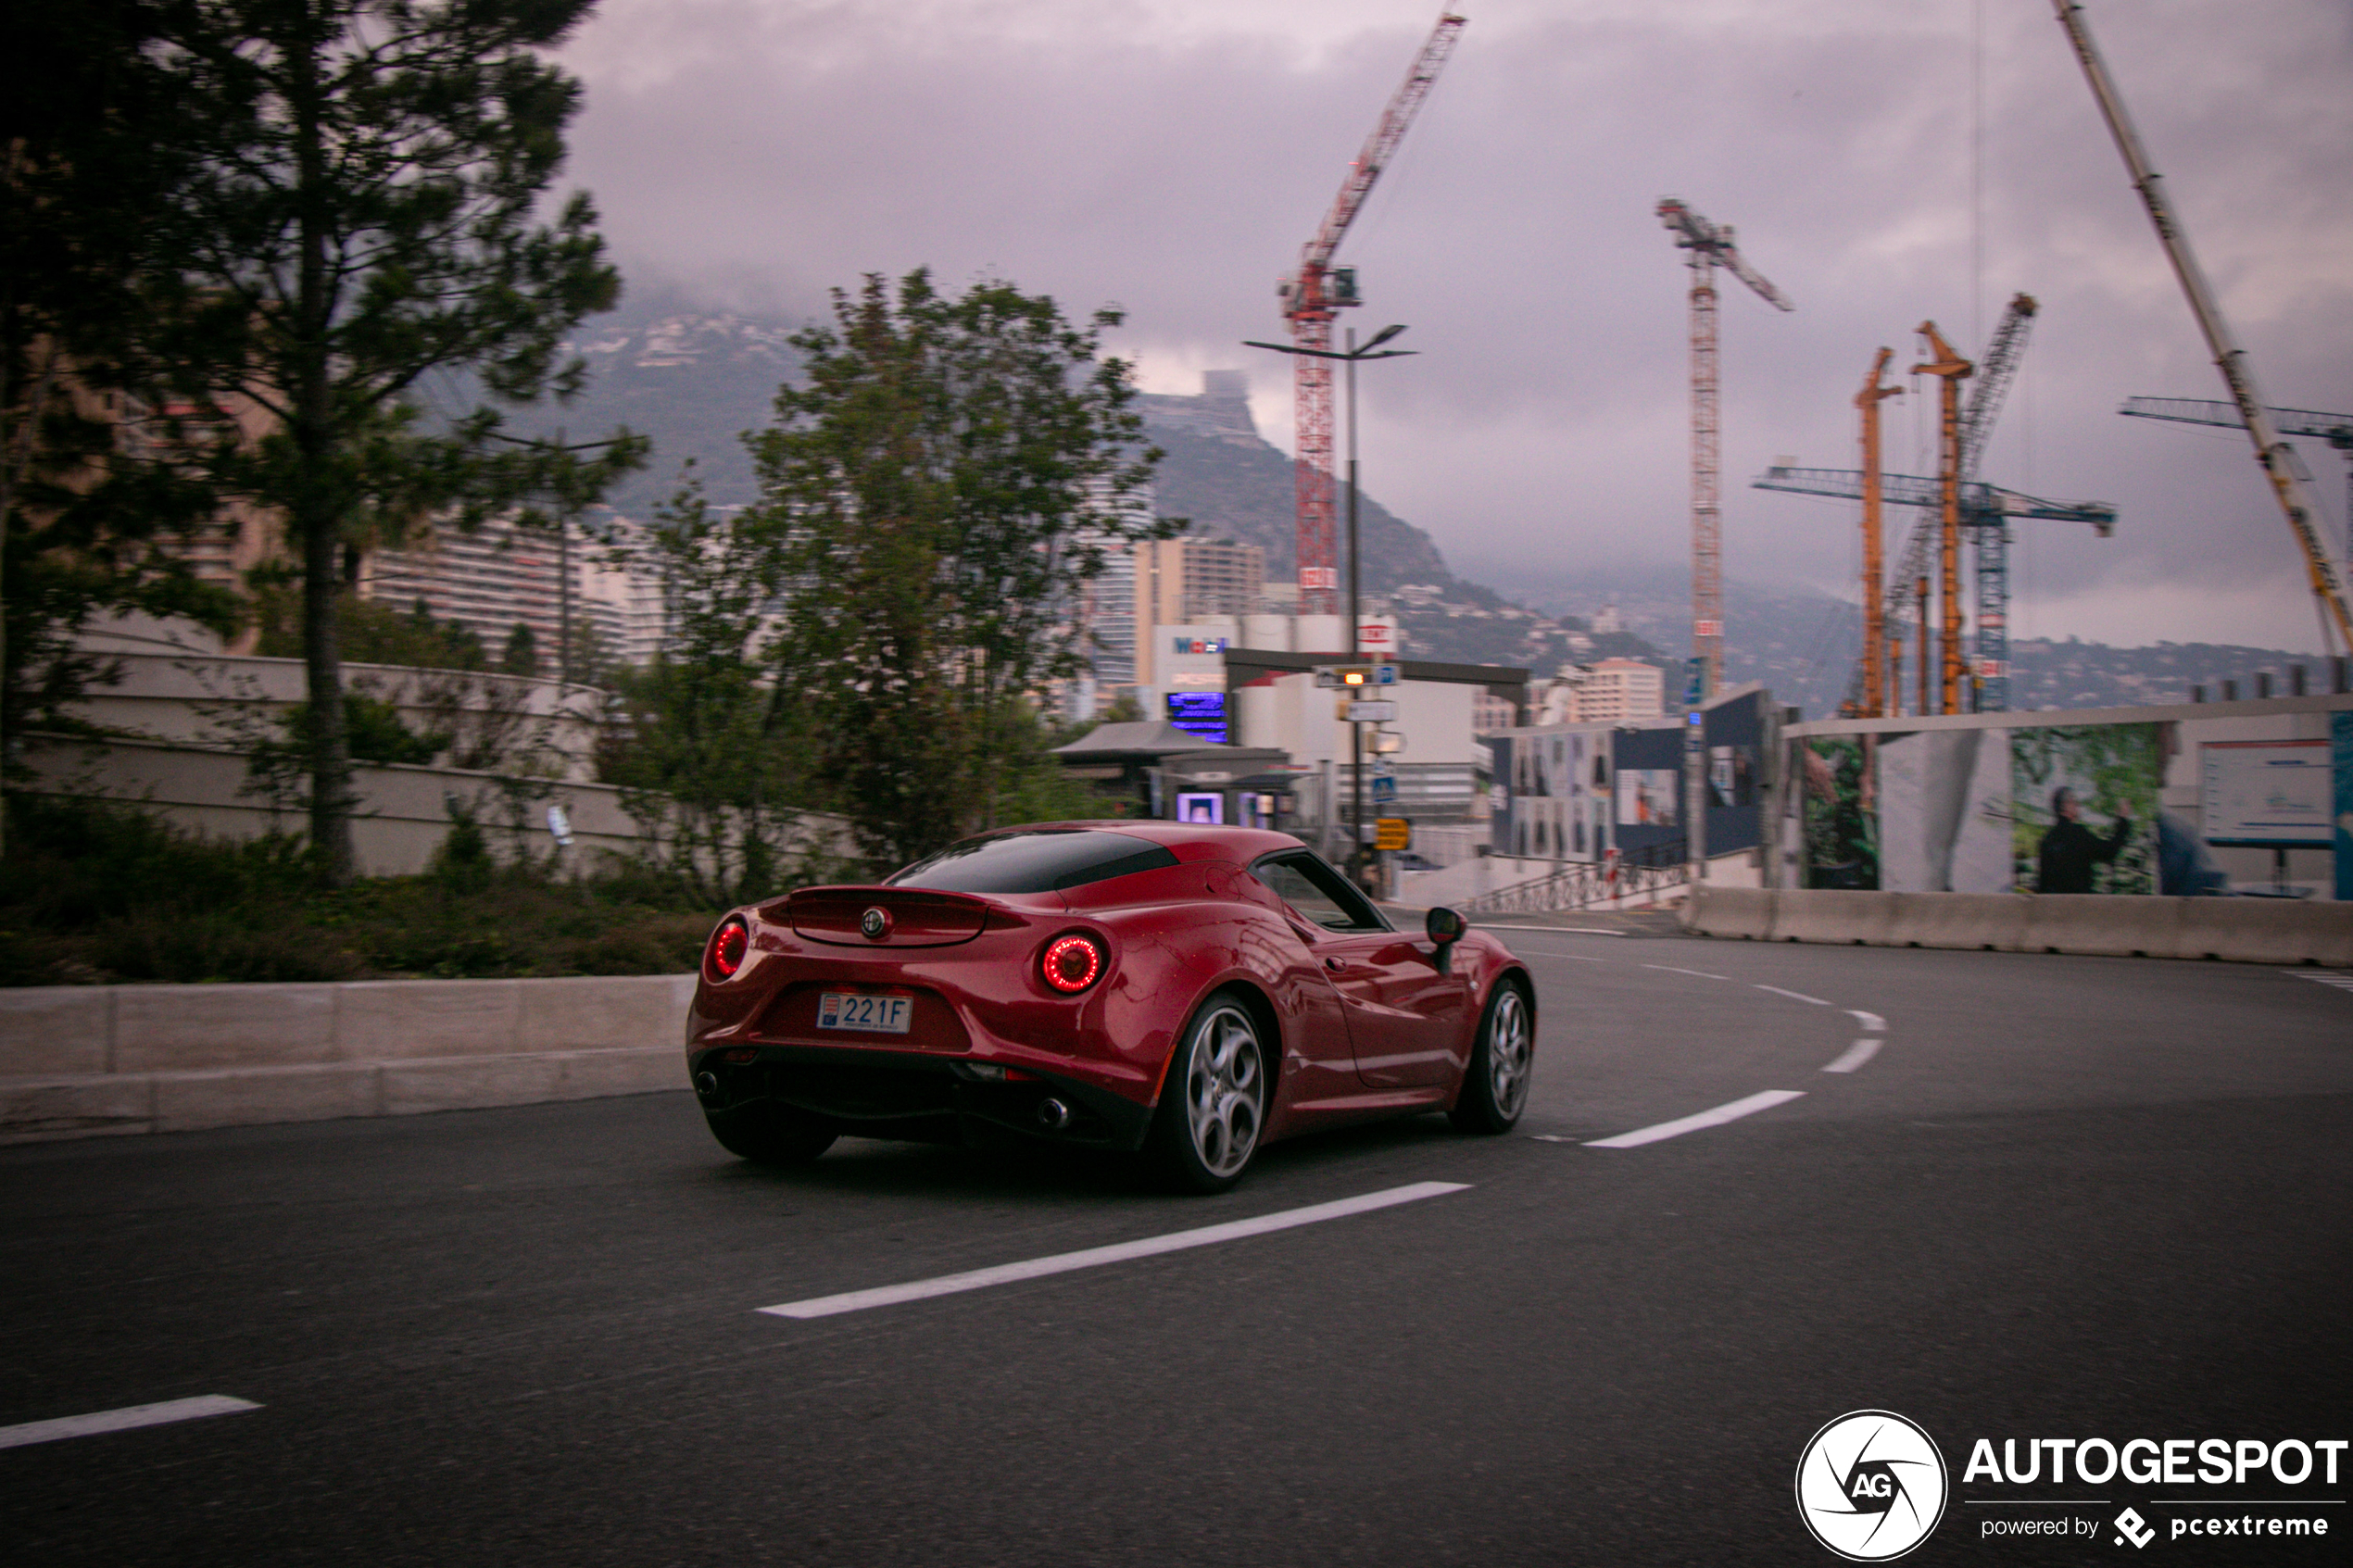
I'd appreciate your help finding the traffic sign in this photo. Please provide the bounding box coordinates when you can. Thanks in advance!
[1346,699,1397,722]
[1371,774,1398,806]
[1374,817,1412,851]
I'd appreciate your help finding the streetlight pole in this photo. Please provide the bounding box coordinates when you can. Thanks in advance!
[484,428,635,687]
[1244,325,1413,890]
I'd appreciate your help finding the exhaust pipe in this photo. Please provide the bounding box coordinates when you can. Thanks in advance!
[694,1072,720,1098]
[1036,1098,1072,1131]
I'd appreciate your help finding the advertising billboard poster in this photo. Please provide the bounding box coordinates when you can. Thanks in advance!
[1486,734,1516,856]
[1611,725,1685,856]
[1878,728,2012,893]
[2336,713,2353,902]
[2010,723,2161,894]
[1801,735,1877,889]
[1702,689,1764,856]
[2198,740,2331,847]
[1615,770,1680,830]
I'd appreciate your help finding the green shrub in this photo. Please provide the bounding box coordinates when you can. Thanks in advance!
[2,796,720,985]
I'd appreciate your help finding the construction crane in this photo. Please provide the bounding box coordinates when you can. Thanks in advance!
[1756,465,2115,710]
[1807,295,2042,714]
[1854,350,1903,717]
[2052,0,2353,654]
[1657,198,1793,699]
[1755,467,2117,536]
[1276,10,1466,620]
[2120,397,2353,565]
[1912,321,1972,714]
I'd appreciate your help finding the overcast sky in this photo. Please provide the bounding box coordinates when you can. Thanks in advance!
[556,0,2352,651]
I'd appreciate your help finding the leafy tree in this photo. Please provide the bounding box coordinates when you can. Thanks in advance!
[252,590,487,671]
[597,476,827,904]
[749,270,1177,865]
[103,0,644,884]
[498,622,540,678]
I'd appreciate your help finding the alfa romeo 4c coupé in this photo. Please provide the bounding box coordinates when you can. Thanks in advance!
[685,822,1534,1191]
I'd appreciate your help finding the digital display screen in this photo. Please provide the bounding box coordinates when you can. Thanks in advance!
[1165,691,1228,745]
[1174,793,1224,824]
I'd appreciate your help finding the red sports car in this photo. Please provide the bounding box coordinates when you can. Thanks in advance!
[684,822,1534,1191]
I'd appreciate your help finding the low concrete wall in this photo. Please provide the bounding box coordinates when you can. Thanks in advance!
[0,973,696,1144]
[1682,885,2353,965]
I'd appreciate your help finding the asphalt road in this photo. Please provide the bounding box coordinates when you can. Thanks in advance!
[5,931,2349,1566]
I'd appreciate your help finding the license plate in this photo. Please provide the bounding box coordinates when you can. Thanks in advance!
[817,992,912,1035]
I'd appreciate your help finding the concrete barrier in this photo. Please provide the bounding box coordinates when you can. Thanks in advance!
[1680,884,1776,940]
[2022,895,2189,959]
[1884,892,2034,952]
[2180,897,2353,966]
[0,973,696,1145]
[1684,889,2353,965]
[1771,889,1897,946]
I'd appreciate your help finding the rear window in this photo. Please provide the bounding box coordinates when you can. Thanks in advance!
[887,830,1179,895]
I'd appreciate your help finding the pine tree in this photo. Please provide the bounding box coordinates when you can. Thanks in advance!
[119,0,642,883]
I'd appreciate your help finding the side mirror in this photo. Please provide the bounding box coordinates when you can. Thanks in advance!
[1425,906,1465,973]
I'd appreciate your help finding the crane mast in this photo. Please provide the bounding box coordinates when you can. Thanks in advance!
[2052,0,2353,654]
[1854,350,1903,717]
[1278,10,1465,619]
[1657,198,1792,698]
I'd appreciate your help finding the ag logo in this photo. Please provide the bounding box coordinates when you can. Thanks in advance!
[1795,1410,1949,1561]
[861,907,890,940]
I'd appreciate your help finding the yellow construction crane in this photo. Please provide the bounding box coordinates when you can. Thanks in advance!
[1912,323,1973,714]
[1853,349,1903,718]
[2053,0,2353,654]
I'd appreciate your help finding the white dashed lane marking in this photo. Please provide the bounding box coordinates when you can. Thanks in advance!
[1754,984,1832,1006]
[757,1182,1472,1319]
[1847,1010,1886,1032]
[1585,1090,1807,1148]
[1643,964,1730,980]
[1821,1039,1883,1074]
[0,1396,260,1450]
[2290,971,2353,992]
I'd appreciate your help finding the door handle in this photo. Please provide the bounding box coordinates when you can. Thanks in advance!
[1324,955,1346,971]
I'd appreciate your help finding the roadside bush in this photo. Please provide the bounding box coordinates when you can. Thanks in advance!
[1,796,722,985]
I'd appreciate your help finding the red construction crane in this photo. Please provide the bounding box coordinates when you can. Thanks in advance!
[1656,198,1793,698]
[1277,10,1466,618]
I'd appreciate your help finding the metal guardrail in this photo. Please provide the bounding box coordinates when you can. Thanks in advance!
[1457,842,1690,915]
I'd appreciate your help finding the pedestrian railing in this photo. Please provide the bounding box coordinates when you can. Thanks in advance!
[1457,841,1689,915]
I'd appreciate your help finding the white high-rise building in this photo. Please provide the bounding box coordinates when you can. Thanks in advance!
[360,512,672,674]
[1541,658,1664,723]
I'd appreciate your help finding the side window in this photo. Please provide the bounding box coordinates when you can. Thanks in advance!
[1251,852,1388,933]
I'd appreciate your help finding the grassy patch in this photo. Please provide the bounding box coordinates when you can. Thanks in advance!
[1,797,722,986]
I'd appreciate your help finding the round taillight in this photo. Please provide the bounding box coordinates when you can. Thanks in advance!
[707,918,749,980]
[1041,934,1103,994]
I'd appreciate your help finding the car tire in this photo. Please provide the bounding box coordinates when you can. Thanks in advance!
[704,1103,838,1166]
[1450,977,1532,1135]
[1146,989,1269,1194]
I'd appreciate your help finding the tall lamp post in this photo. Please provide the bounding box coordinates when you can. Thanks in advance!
[484,428,638,687]
[1244,324,1414,888]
